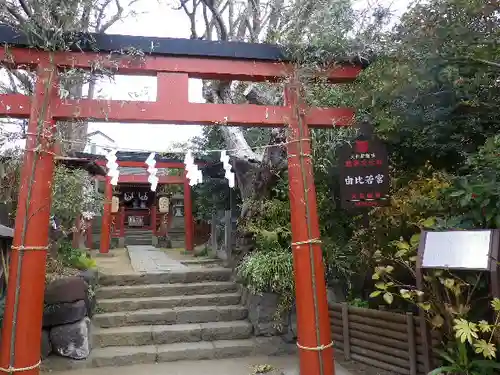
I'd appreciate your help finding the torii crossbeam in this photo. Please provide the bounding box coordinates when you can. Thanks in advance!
[0,25,362,375]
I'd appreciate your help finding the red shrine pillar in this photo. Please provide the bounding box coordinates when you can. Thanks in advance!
[285,81,335,375]
[118,205,126,248]
[0,62,58,375]
[183,173,194,251]
[99,177,113,253]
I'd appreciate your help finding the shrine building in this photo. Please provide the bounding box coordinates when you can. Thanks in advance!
[71,151,211,252]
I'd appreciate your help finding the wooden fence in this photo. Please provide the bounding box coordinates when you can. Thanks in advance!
[329,303,441,375]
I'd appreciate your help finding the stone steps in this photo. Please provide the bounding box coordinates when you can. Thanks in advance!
[98,267,231,286]
[126,238,153,246]
[97,281,238,299]
[93,321,253,347]
[42,337,293,371]
[42,263,291,371]
[94,305,248,328]
[98,292,242,313]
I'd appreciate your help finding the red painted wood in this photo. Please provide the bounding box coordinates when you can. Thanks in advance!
[94,160,200,169]
[94,174,184,184]
[0,64,58,375]
[99,177,113,253]
[0,94,30,117]
[51,99,353,127]
[183,173,194,251]
[0,94,355,128]
[0,48,362,82]
[285,83,335,375]
[0,44,361,375]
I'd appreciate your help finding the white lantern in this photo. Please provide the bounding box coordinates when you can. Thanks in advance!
[158,196,170,213]
[111,196,120,213]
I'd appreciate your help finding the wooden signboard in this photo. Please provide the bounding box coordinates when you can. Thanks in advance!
[338,138,390,210]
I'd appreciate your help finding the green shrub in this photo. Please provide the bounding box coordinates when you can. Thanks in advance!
[58,240,96,270]
[237,249,294,320]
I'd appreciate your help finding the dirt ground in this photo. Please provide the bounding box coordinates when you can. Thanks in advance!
[335,357,395,375]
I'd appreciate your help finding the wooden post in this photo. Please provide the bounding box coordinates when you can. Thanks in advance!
[406,312,417,375]
[416,241,432,373]
[211,212,217,252]
[224,210,232,260]
[99,177,113,253]
[183,172,194,251]
[0,62,58,375]
[341,303,351,360]
[285,81,334,375]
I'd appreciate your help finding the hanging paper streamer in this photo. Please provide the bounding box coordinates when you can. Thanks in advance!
[105,149,120,185]
[184,150,203,186]
[220,150,235,188]
[145,152,159,192]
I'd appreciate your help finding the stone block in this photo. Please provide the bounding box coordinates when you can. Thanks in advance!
[156,341,215,362]
[94,326,154,347]
[43,300,87,327]
[45,277,88,305]
[50,317,91,360]
[152,324,202,344]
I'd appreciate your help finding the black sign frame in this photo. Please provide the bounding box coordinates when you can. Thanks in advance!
[338,137,390,210]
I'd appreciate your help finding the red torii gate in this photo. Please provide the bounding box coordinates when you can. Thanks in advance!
[93,158,197,253]
[0,27,361,375]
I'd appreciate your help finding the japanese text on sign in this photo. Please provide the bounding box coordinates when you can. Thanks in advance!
[345,174,384,185]
[337,137,390,210]
[345,159,383,167]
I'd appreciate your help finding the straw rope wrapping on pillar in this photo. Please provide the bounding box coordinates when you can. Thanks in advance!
[0,56,57,374]
[287,80,333,375]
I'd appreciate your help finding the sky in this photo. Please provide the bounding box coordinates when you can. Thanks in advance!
[87,1,204,153]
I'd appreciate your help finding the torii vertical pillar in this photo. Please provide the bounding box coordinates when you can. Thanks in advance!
[0,63,58,375]
[183,173,194,251]
[100,177,113,253]
[285,82,335,375]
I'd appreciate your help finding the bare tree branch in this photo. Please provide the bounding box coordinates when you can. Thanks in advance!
[200,0,228,40]
[98,0,124,32]
[17,0,32,17]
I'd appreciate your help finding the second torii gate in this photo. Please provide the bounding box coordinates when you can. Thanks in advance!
[92,155,201,253]
[0,25,361,375]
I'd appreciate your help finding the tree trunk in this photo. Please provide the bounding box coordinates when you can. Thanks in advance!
[202,80,288,257]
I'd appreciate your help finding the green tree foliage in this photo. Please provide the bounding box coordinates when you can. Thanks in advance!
[187,4,500,354]
[352,0,500,172]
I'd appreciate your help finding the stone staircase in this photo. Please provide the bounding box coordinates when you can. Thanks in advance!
[42,267,291,371]
[125,229,154,246]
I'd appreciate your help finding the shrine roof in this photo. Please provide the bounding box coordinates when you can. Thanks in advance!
[0,24,283,61]
[55,156,107,176]
[0,24,369,65]
[120,167,171,176]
